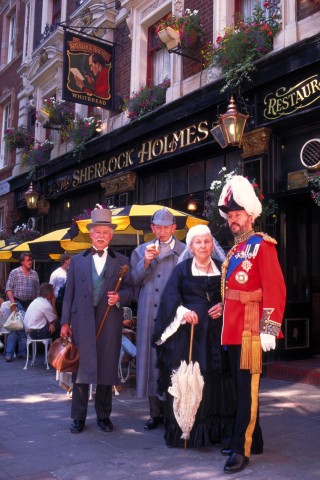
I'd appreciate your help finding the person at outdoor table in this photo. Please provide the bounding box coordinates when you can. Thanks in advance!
[130,208,185,431]
[24,282,57,339]
[153,224,236,448]
[6,252,40,311]
[49,253,71,316]
[60,207,133,435]
[4,252,40,362]
[217,175,286,474]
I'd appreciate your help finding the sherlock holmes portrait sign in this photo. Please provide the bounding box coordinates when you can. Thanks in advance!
[63,31,114,109]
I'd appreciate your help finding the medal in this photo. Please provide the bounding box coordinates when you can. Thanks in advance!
[235,271,248,284]
[241,260,252,272]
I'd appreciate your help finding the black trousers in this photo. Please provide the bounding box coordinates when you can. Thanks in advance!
[71,383,112,421]
[228,345,263,458]
[148,395,163,418]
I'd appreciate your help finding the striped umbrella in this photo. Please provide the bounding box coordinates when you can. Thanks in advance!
[76,205,208,244]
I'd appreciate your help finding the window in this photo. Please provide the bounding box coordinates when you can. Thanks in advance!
[0,103,11,169]
[23,2,31,59]
[52,0,62,25]
[297,0,320,21]
[235,0,280,19]
[147,21,171,86]
[7,14,16,62]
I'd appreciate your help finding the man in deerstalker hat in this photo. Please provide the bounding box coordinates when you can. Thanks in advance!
[218,176,286,474]
[61,206,133,434]
[130,208,185,430]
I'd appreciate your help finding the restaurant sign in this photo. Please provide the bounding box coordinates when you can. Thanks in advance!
[263,74,320,120]
[47,120,211,197]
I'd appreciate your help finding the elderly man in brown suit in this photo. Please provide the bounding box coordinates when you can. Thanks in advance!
[61,207,133,434]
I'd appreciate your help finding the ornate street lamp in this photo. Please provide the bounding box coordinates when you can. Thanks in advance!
[24,182,39,209]
[210,96,249,148]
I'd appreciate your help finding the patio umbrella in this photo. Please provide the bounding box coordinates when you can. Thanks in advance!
[76,205,208,244]
[168,324,204,448]
[28,228,91,257]
[0,241,60,262]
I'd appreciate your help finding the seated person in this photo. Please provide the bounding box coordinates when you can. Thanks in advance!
[1,298,27,362]
[0,296,11,349]
[120,318,136,363]
[24,283,57,339]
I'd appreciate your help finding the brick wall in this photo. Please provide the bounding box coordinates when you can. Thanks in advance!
[183,0,213,79]
[111,20,132,115]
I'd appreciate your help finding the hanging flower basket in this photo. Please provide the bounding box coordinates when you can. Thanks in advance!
[155,9,205,52]
[157,27,180,50]
[3,127,34,151]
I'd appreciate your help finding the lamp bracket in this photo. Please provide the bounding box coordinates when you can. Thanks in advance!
[168,44,202,64]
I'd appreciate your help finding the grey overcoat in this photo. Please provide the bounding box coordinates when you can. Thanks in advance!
[61,248,133,385]
[130,238,185,397]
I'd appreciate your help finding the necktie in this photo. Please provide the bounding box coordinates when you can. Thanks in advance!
[91,247,104,257]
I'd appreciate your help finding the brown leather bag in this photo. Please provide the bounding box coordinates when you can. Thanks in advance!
[48,337,79,373]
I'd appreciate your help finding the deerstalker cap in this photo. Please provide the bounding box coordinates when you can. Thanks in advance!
[151,208,176,226]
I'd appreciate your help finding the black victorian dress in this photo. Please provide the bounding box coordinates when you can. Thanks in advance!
[153,258,236,448]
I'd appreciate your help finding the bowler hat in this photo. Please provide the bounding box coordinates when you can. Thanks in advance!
[86,208,116,230]
[151,208,176,226]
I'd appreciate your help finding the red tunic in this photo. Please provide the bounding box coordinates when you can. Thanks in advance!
[222,235,286,345]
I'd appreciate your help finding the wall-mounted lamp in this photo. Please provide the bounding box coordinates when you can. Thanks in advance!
[187,196,197,212]
[210,96,249,148]
[24,182,39,209]
[95,120,102,133]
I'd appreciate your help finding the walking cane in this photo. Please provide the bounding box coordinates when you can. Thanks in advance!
[96,264,129,338]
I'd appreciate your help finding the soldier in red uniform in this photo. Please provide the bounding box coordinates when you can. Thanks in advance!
[218,176,286,474]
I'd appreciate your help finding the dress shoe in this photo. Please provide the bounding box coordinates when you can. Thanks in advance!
[224,453,248,474]
[5,355,13,362]
[221,447,263,456]
[221,448,233,456]
[97,418,113,432]
[144,416,164,430]
[70,419,85,434]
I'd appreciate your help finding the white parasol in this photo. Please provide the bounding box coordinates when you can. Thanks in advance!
[168,323,204,448]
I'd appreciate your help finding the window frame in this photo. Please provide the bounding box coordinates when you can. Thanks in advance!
[0,102,11,169]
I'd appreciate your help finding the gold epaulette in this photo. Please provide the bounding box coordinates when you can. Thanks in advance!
[254,232,277,244]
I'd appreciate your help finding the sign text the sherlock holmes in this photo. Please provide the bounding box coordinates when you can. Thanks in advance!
[48,120,210,196]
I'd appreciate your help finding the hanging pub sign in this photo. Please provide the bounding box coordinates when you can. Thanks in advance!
[62,30,114,109]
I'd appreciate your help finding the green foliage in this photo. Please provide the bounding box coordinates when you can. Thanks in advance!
[204,167,278,233]
[60,114,100,159]
[307,171,320,206]
[123,78,170,121]
[212,1,281,92]
[3,127,34,151]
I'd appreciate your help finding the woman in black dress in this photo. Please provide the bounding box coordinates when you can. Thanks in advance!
[153,225,235,448]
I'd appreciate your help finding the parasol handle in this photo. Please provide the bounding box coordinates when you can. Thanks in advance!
[188,322,195,364]
[96,265,129,338]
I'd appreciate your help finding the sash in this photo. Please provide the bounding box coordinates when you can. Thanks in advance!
[227,235,263,280]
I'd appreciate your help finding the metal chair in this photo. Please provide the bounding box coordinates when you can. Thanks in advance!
[23,334,52,370]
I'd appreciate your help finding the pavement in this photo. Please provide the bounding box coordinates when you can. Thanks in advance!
[0,352,319,480]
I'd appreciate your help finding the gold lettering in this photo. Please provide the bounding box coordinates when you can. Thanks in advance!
[138,141,152,163]
[172,130,185,149]
[197,121,209,141]
[125,149,134,167]
[108,156,117,173]
[152,139,164,157]
[117,152,126,170]
[310,79,320,94]
[72,170,80,187]
[185,125,197,146]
